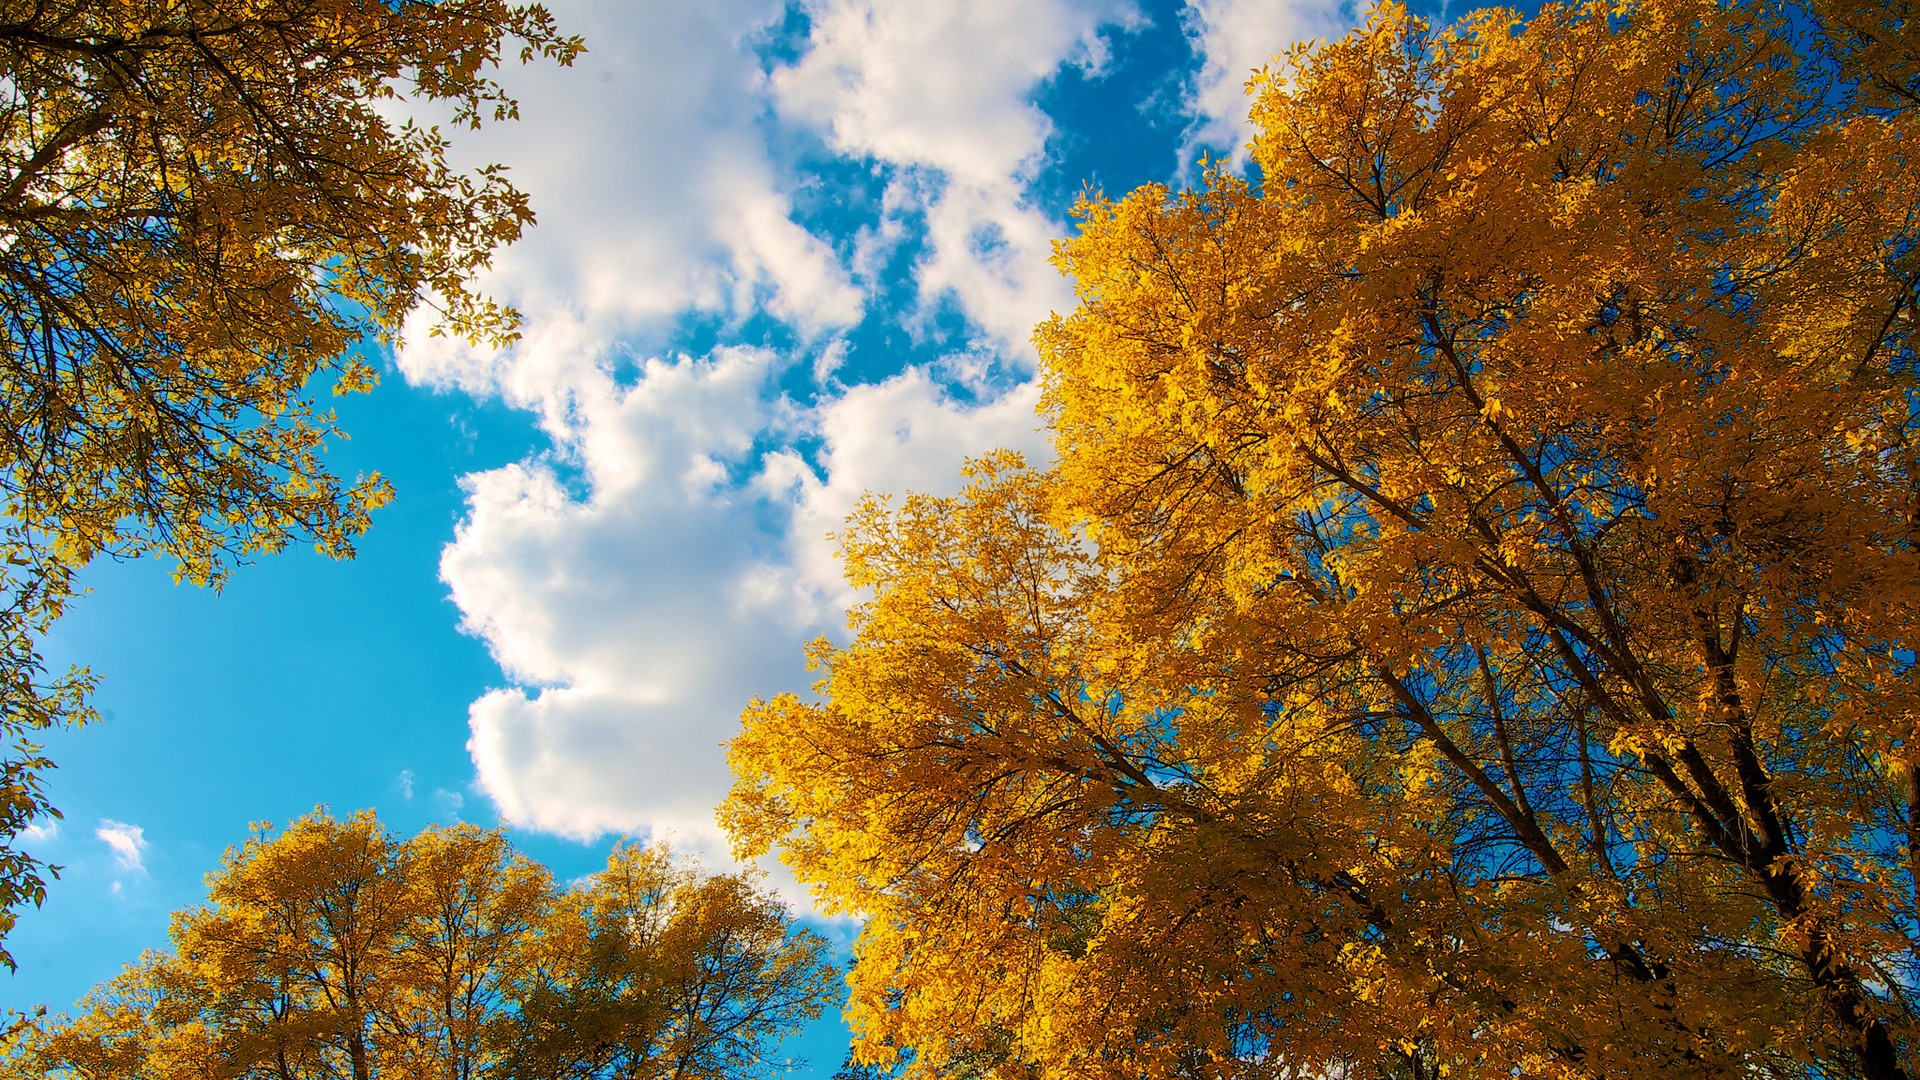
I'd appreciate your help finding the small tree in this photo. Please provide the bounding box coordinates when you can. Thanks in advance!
[1,810,837,1080]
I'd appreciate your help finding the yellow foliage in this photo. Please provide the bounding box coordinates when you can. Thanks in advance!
[726,0,1920,1076]
[0,809,835,1080]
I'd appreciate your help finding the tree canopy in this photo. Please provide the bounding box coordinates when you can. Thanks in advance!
[724,0,1920,1076]
[0,0,581,962]
[0,810,837,1080]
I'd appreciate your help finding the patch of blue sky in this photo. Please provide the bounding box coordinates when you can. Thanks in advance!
[1029,0,1202,208]
[747,1,815,73]
[660,304,803,369]
[764,134,894,265]
[15,357,570,1011]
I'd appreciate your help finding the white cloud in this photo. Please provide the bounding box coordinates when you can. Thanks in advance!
[397,769,415,800]
[394,0,860,405]
[1181,0,1356,165]
[910,181,1078,353]
[445,350,1051,863]
[96,819,146,873]
[714,178,866,337]
[777,0,1123,187]
[443,348,796,852]
[774,0,1139,354]
[442,348,788,694]
[758,368,1051,611]
[467,685,770,851]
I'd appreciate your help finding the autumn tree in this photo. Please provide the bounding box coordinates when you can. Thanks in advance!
[0,0,582,962]
[503,844,842,1080]
[0,809,837,1080]
[725,0,1920,1076]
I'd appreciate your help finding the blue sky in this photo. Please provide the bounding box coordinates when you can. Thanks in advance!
[0,0,1428,1070]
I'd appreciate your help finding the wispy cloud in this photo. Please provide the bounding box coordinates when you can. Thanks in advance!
[19,819,57,846]
[397,768,416,800]
[95,819,146,873]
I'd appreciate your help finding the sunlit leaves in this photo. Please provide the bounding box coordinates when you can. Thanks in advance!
[0,810,836,1080]
[727,0,1920,1076]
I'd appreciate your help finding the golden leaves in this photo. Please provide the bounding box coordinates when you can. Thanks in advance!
[726,0,1920,1076]
[0,0,581,582]
[5,810,834,1080]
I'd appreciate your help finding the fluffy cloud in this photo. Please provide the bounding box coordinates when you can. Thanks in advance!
[1182,0,1356,164]
[441,346,799,850]
[773,0,1138,352]
[776,0,1127,186]
[96,820,146,873]
[394,0,860,406]
[445,349,1049,856]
